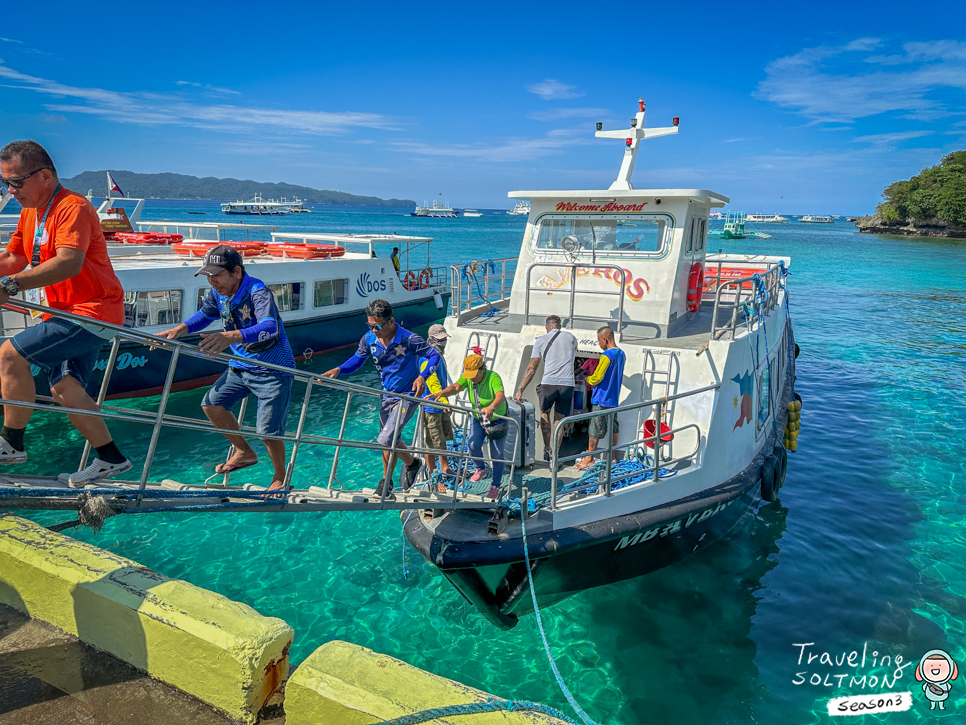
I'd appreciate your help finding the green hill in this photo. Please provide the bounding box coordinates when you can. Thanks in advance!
[876,151,966,225]
[61,170,415,207]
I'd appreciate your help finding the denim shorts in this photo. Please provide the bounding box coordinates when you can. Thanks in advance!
[202,367,293,436]
[10,318,104,390]
[377,395,418,447]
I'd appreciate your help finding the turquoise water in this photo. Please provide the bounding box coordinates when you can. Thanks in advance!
[11,203,966,723]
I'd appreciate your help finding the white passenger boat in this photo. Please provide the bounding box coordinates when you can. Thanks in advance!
[746,212,787,223]
[0,220,450,399]
[411,201,458,218]
[800,215,833,223]
[221,196,292,215]
[507,201,530,216]
[462,209,483,217]
[403,98,799,628]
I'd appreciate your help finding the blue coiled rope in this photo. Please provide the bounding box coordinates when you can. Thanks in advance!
[460,260,498,317]
[377,697,581,724]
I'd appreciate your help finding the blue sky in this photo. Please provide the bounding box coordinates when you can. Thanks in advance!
[2,1,964,213]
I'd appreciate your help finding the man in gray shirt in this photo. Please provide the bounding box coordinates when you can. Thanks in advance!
[514,315,577,461]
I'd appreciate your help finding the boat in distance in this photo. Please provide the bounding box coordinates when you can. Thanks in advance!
[411,201,458,218]
[746,212,787,223]
[507,201,530,216]
[800,215,833,223]
[403,97,799,628]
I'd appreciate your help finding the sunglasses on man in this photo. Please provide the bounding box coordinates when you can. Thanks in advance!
[0,167,50,190]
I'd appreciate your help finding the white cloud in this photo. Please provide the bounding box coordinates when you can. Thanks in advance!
[392,128,590,163]
[175,80,241,96]
[755,38,966,123]
[0,38,24,44]
[527,79,584,100]
[0,58,397,135]
[527,107,608,121]
[853,131,933,144]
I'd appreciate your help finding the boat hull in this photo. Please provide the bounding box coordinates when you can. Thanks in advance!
[404,327,795,629]
[27,294,449,399]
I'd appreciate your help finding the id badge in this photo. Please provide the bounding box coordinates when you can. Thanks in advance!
[25,287,48,318]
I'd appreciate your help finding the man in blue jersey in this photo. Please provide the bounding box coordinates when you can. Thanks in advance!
[157,245,294,492]
[577,326,626,470]
[322,299,439,499]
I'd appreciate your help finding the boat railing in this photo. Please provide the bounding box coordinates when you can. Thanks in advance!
[544,383,720,512]
[524,263,626,334]
[136,221,281,241]
[0,299,521,516]
[709,262,784,341]
[449,257,518,318]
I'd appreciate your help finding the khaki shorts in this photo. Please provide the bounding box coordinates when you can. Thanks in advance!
[424,411,454,451]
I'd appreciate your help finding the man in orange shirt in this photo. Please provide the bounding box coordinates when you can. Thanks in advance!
[0,140,132,485]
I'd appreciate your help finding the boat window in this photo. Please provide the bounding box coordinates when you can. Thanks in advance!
[269,283,303,312]
[687,218,696,253]
[698,219,706,250]
[123,290,183,328]
[532,215,671,258]
[314,279,349,308]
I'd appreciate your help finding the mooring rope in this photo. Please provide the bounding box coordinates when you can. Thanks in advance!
[376,697,581,724]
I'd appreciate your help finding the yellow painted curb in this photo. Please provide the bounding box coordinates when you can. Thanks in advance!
[0,514,293,724]
[286,640,570,724]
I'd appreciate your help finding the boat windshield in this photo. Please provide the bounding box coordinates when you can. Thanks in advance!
[532,214,672,258]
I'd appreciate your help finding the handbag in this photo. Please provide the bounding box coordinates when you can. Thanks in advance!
[470,373,508,440]
[534,330,562,398]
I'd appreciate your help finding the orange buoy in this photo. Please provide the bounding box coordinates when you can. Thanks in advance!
[418,269,432,289]
[266,243,345,259]
[172,240,266,257]
[403,270,418,290]
[114,232,184,244]
[686,262,704,313]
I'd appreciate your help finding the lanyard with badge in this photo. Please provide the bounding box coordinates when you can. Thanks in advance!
[24,184,62,318]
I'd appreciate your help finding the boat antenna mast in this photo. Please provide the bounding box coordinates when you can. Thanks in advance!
[595,98,680,190]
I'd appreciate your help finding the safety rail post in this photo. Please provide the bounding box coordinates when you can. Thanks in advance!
[652,399,664,482]
[382,398,406,504]
[327,391,353,490]
[603,411,614,496]
[501,260,507,299]
[218,397,250,487]
[283,379,314,490]
[550,419,560,511]
[78,335,122,471]
[451,412,472,504]
[135,347,181,504]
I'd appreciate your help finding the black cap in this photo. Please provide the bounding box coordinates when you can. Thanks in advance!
[195,245,243,277]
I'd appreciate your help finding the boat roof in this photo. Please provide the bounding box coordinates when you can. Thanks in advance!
[138,221,281,231]
[272,232,433,244]
[508,189,730,205]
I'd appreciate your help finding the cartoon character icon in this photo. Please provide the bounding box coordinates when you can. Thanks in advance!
[916,649,958,710]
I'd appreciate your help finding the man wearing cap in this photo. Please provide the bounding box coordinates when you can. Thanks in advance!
[419,324,454,487]
[157,245,294,492]
[0,140,132,486]
[322,299,439,499]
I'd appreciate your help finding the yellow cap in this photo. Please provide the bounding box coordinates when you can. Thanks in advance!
[462,354,484,378]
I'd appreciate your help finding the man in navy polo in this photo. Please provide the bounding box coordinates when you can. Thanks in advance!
[158,245,294,493]
[323,298,439,499]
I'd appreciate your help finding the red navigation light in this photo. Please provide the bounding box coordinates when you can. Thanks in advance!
[638,98,645,112]
[626,138,633,146]
[672,117,680,126]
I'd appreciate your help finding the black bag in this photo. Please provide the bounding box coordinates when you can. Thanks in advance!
[470,373,508,440]
[534,330,562,399]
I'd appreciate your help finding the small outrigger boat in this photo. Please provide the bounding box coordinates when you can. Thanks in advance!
[708,211,772,240]
[402,98,799,628]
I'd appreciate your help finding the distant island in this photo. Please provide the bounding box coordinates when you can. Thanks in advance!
[60,170,416,208]
[855,150,965,238]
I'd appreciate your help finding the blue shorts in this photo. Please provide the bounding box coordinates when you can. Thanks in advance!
[377,395,419,447]
[10,318,105,390]
[202,368,293,437]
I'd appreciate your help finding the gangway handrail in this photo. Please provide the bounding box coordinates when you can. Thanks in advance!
[524,262,626,334]
[0,299,521,516]
[709,262,784,341]
[450,257,517,318]
[547,383,720,510]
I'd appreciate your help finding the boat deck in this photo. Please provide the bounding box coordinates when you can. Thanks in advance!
[459,303,736,349]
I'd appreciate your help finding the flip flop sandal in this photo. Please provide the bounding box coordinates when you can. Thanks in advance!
[574,461,595,471]
[215,459,258,475]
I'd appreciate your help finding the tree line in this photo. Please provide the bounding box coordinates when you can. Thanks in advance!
[877,151,966,226]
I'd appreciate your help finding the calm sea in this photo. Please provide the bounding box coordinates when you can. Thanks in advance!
[12,201,966,724]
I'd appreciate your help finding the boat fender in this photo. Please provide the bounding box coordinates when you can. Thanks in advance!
[418,268,432,289]
[403,270,418,291]
[686,262,704,313]
[795,343,801,359]
[772,445,788,490]
[760,455,779,502]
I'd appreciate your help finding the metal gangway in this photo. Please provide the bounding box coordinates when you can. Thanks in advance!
[0,299,525,527]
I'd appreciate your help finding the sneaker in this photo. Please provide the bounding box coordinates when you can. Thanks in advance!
[469,468,487,483]
[401,459,422,491]
[543,450,552,462]
[0,438,27,464]
[67,458,133,488]
[486,485,501,500]
[375,478,395,501]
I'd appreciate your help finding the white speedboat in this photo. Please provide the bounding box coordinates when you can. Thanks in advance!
[221,196,292,215]
[800,215,833,223]
[403,98,798,628]
[462,209,483,217]
[507,201,530,216]
[411,201,457,218]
